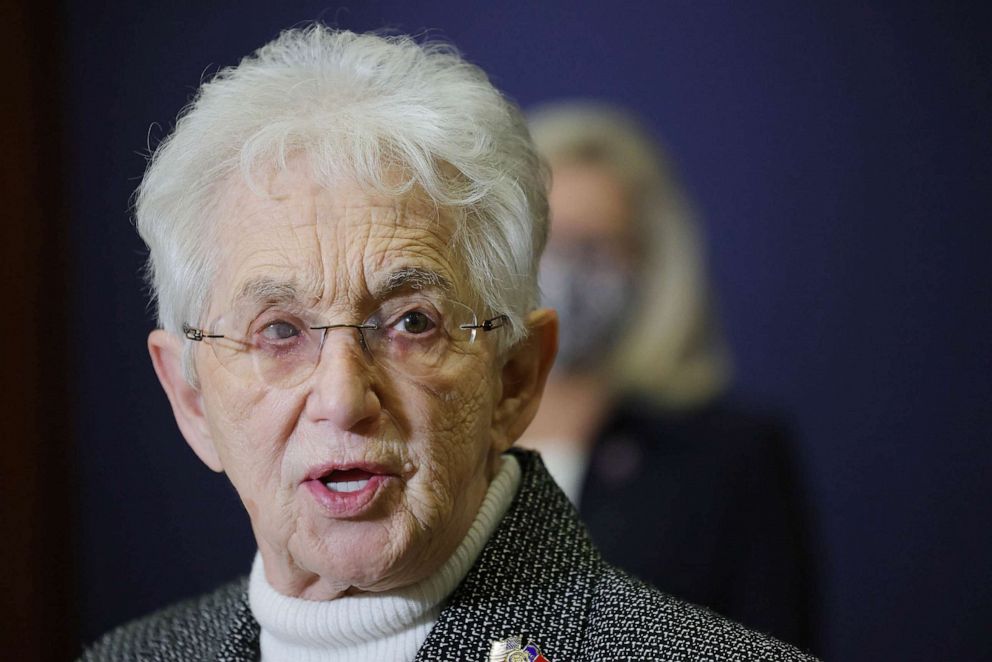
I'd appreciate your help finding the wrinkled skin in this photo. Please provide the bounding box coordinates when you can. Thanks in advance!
[155,163,528,600]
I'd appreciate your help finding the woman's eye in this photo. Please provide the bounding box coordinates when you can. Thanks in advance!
[259,321,301,341]
[395,311,434,334]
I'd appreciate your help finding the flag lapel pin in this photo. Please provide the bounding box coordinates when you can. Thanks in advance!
[489,636,550,662]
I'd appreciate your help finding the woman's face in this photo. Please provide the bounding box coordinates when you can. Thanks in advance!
[541,163,639,372]
[189,164,510,600]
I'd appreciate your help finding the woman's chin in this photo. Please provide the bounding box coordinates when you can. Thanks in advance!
[283,521,418,597]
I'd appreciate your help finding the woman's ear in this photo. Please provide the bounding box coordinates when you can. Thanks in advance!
[490,308,559,452]
[147,330,224,472]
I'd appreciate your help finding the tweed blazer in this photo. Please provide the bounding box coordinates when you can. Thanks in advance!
[82,450,816,661]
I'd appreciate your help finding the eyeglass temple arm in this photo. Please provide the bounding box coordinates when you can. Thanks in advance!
[182,324,224,342]
[460,314,509,332]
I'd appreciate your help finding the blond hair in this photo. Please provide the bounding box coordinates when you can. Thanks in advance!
[528,101,731,409]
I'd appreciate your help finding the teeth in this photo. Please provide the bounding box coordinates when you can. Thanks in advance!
[324,479,370,493]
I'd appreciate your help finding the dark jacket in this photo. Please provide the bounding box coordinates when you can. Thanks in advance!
[579,398,818,650]
[82,449,816,661]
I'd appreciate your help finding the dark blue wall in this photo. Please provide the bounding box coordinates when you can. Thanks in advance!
[67,2,991,660]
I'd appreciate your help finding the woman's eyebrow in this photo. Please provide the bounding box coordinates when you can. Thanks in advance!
[231,269,452,308]
[375,267,453,297]
[233,276,306,306]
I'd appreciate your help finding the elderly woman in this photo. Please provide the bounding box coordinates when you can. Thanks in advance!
[520,104,816,649]
[83,25,814,662]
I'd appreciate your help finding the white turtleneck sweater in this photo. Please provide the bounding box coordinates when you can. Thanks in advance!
[249,454,522,662]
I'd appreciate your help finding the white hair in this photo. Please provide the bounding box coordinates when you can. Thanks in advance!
[528,102,731,409]
[135,25,548,382]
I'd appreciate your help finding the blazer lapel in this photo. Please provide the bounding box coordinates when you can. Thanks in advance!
[214,588,261,662]
[415,450,598,662]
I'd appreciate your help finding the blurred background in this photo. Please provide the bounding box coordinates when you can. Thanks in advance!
[3,1,990,660]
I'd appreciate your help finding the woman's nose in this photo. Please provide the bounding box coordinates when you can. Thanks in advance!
[303,328,382,432]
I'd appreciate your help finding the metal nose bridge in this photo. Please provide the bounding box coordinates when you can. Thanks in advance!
[310,322,378,356]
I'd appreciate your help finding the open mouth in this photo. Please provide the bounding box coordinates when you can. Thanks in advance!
[320,468,374,493]
[304,462,399,516]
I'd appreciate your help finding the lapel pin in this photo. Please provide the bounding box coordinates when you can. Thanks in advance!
[489,636,550,662]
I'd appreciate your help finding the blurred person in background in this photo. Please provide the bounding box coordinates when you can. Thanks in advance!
[521,102,817,650]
